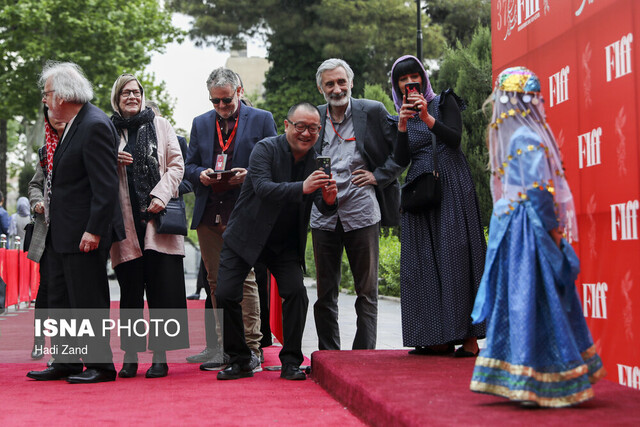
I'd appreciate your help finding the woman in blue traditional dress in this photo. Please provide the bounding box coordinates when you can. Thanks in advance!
[391,55,486,356]
[470,67,605,407]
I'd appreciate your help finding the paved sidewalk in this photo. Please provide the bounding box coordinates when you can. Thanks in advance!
[109,275,407,358]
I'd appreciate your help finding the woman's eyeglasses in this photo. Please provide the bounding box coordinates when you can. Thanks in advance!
[121,90,142,99]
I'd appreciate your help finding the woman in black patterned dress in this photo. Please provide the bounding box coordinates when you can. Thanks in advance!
[391,55,486,356]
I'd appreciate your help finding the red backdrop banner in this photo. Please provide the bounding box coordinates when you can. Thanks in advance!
[492,0,640,390]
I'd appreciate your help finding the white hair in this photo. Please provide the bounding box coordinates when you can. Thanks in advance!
[39,61,93,103]
[316,58,354,87]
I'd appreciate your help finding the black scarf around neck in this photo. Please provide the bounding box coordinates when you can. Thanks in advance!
[111,107,161,220]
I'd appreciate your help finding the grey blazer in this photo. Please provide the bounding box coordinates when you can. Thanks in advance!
[26,164,47,263]
[316,98,403,226]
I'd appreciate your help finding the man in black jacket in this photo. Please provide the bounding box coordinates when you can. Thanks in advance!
[215,102,337,381]
[27,61,122,384]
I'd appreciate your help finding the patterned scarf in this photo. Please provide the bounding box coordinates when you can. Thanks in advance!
[111,107,161,219]
[44,111,61,225]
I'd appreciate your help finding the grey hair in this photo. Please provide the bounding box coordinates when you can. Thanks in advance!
[315,58,354,88]
[39,61,93,103]
[145,100,161,116]
[206,68,240,91]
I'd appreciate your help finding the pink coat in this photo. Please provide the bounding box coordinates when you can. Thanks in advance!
[110,116,185,268]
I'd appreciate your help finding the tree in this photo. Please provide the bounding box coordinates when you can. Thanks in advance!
[0,0,182,196]
[170,0,446,126]
[425,0,491,47]
[434,26,493,226]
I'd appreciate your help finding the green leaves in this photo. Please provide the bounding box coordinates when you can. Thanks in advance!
[0,0,181,119]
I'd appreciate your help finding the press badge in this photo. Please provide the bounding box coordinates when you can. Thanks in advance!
[215,154,228,171]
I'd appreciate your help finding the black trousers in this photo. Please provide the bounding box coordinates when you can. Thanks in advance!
[114,250,189,352]
[312,220,379,350]
[215,243,308,367]
[46,240,114,372]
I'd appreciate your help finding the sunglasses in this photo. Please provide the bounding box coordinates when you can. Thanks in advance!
[209,96,234,105]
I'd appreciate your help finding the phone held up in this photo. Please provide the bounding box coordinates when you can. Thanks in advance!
[316,156,331,176]
[404,82,421,111]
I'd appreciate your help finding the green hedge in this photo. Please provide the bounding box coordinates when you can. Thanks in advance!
[304,230,401,297]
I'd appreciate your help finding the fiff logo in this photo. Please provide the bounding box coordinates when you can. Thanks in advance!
[605,33,633,82]
[549,66,570,107]
[582,282,607,319]
[617,364,640,390]
[518,0,540,26]
[611,200,639,241]
[575,0,595,17]
[578,127,602,169]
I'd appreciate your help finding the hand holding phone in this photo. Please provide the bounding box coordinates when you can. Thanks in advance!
[316,156,331,176]
[404,82,421,111]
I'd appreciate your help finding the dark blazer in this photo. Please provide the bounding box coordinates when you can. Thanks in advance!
[185,105,278,229]
[177,135,193,196]
[223,135,337,268]
[48,102,123,253]
[316,98,402,227]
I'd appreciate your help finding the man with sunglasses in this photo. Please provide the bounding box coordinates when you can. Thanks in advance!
[185,67,277,372]
[215,102,337,380]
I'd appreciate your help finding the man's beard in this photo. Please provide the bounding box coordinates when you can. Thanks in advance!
[324,87,351,108]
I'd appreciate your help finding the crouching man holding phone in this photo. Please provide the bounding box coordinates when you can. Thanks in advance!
[215,102,337,381]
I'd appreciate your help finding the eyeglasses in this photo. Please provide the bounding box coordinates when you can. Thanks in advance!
[289,121,321,134]
[209,96,234,105]
[121,90,142,99]
[41,90,55,97]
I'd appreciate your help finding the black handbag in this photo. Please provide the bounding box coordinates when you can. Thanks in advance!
[400,133,441,213]
[23,222,34,251]
[155,197,188,236]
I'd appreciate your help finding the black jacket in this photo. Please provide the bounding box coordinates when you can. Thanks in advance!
[223,134,337,268]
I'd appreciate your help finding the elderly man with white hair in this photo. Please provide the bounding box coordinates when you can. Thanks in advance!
[27,61,122,384]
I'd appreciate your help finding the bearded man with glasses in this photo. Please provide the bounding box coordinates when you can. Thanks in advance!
[185,67,277,372]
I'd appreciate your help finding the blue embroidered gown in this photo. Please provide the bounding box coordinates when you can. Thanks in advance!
[470,127,605,407]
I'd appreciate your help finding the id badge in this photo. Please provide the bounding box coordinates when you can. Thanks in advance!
[215,153,227,172]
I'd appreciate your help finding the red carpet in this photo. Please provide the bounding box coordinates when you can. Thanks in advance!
[0,303,364,425]
[311,350,640,426]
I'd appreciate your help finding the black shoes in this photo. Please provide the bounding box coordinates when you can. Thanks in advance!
[280,364,306,381]
[27,366,82,381]
[66,368,117,384]
[408,345,455,355]
[454,346,480,358]
[186,347,218,363]
[217,362,254,380]
[146,363,169,378]
[118,363,138,378]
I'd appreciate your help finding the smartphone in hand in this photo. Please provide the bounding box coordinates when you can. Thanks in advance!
[316,156,331,176]
[405,82,421,111]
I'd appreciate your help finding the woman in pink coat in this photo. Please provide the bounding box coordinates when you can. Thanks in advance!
[109,74,189,379]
